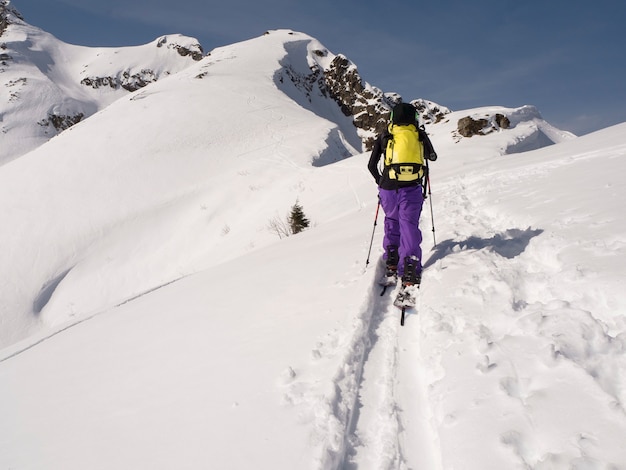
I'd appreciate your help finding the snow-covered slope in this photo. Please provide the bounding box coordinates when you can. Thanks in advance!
[2,10,626,470]
[0,0,203,164]
[0,29,365,348]
[0,19,578,350]
[2,119,626,469]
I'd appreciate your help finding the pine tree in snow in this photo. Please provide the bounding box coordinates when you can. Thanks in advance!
[288,200,310,234]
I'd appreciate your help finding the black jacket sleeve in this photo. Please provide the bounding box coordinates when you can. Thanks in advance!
[367,138,382,185]
[367,135,385,185]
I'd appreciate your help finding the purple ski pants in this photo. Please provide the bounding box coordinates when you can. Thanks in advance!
[379,186,424,276]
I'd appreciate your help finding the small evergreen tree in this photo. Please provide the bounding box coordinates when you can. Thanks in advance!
[288,199,310,234]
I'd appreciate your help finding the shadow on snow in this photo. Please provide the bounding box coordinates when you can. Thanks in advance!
[424,227,544,269]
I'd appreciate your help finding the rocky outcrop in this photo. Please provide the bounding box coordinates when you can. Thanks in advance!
[156,36,203,61]
[0,50,11,65]
[496,113,510,129]
[458,113,510,137]
[280,49,451,150]
[281,61,326,103]
[412,98,450,125]
[1,0,24,37]
[81,69,158,92]
[322,54,397,149]
[38,113,85,132]
[79,38,203,93]
[458,116,488,137]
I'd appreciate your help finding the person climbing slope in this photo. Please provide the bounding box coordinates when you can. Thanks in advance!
[367,102,438,306]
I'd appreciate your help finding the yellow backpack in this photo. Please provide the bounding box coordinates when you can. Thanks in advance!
[384,124,425,182]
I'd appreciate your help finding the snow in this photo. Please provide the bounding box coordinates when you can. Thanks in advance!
[0,8,202,164]
[2,26,626,470]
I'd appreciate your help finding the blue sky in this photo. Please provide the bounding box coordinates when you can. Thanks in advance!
[14,0,626,135]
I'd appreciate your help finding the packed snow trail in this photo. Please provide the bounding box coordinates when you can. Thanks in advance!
[298,257,442,470]
[343,268,442,470]
[313,131,626,470]
[310,171,555,469]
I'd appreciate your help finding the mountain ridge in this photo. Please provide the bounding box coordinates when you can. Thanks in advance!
[2,1,574,167]
[1,0,203,163]
[0,10,576,348]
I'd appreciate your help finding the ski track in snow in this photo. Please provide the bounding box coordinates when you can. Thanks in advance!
[340,271,406,470]
[342,283,441,470]
[300,157,626,469]
[308,174,523,470]
[279,257,441,470]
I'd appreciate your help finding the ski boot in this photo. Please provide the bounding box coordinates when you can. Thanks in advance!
[394,256,421,308]
[378,245,399,286]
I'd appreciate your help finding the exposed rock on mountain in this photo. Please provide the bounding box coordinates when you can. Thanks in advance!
[412,98,450,125]
[0,2,205,164]
[157,35,204,61]
[279,50,408,150]
[444,105,574,155]
[81,69,158,92]
[274,34,571,155]
[322,54,396,148]
[2,7,573,166]
[1,0,23,36]
[38,112,84,132]
[278,46,454,150]
[458,113,511,137]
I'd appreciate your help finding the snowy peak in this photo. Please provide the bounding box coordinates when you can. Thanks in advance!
[0,1,203,164]
[412,98,451,125]
[273,34,400,150]
[2,9,574,166]
[271,33,571,155]
[426,104,577,162]
[454,105,575,144]
[0,29,373,347]
[76,34,203,93]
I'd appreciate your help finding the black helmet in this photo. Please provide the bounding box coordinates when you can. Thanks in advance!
[390,103,418,126]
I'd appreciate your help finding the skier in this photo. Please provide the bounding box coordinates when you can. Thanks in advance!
[367,102,437,302]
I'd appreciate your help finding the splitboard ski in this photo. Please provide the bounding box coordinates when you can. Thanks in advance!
[377,270,398,296]
[378,276,397,296]
[393,285,419,326]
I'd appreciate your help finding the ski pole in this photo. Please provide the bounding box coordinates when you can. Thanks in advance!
[425,160,437,247]
[365,199,381,267]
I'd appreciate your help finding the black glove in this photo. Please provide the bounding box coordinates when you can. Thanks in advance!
[428,152,438,162]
